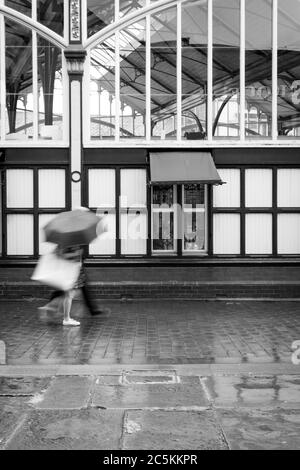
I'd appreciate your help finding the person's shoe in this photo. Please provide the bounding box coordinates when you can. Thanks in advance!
[91,308,110,316]
[63,318,80,326]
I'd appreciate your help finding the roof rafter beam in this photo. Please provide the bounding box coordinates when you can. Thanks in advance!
[102,41,175,95]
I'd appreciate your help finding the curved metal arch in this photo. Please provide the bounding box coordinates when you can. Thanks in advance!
[0,5,67,49]
[85,0,200,50]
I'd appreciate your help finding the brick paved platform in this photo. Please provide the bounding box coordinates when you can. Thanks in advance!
[0,300,299,365]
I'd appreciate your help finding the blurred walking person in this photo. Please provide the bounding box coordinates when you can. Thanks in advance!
[42,245,104,319]
[33,207,106,326]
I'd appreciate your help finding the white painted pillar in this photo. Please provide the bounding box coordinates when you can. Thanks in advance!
[64,48,86,209]
[272,0,278,140]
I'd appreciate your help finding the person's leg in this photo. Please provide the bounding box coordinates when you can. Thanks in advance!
[38,290,64,311]
[81,284,99,315]
[50,290,64,302]
[80,265,106,315]
[63,291,80,326]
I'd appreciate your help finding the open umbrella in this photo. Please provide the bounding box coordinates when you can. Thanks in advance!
[43,209,100,248]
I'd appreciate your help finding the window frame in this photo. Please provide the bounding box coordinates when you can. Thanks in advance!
[212,164,300,258]
[182,184,208,255]
[84,0,300,147]
[85,164,150,258]
[1,165,70,259]
[151,184,178,255]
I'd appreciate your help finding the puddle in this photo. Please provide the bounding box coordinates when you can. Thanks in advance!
[122,370,179,385]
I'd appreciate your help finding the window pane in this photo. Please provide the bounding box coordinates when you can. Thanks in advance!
[5,19,33,139]
[213,0,240,138]
[120,169,147,207]
[246,214,272,255]
[213,214,240,254]
[120,21,146,139]
[120,1,146,18]
[87,0,115,38]
[38,36,63,140]
[39,214,57,255]
[278,214,300,254]
[213,169,240,207]
[152,211,174,251]
[39,170,65,208]
[151,7,177,140]
[90,37,116,140]
[121,212,147,255]
[37,0,64,36]
[6,169,33,208]
[245,169,272,207]
[278,169,300,207]
[89,213,116,255]
[184,184,205,206]
[182,0,208,141]
[245,0,272,139]
[183,184,206,252]
[184,211,205,251]
[153,185,173,206]
[278,0,300,138]
[5,1,31,17]
[7,214,33,255]
[152,185,175,251]
[88,169,115,208]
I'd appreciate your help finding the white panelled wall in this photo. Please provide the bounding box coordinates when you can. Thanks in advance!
[278,214,300,255]
[39,214,57,255]
[246,214,273,255]
[6,170,34,255]
[88,169,116,255]
[213,169,241,254]
[120,169,147,255]
[245,169,272,208]
[38,170,66,208]
[213,167,300,256]
[88,168,148,256]
[278,170,300,207]
[5,168,67,256]
[6,170,33,208]
[7,214,34,255]
[213,169,240,208]
[2,165,300,257]
[277,169,300,255]
[213,213,241,255]
[245,169,273,255]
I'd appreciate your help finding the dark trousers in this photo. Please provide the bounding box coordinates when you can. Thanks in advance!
[50,284,98,315]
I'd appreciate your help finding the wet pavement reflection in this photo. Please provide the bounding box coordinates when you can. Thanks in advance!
[207,374,300,408]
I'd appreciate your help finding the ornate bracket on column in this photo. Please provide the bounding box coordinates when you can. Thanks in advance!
[64,48,87,78]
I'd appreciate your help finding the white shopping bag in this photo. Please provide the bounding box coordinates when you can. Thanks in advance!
[31,251,80,291]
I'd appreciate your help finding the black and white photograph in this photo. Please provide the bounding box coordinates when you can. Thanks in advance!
[0,0,300,455]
